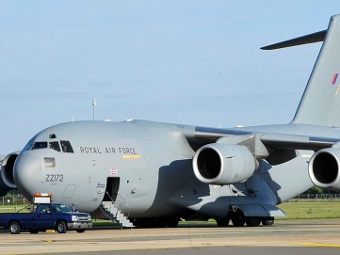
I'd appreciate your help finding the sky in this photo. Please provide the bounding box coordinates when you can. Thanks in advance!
[0,1,339,153]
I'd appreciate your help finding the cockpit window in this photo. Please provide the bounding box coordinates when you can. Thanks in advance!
[60,140,74,153]
[23,135,38,151]
[49,141,61,152]
[32,142,48,150]
[25,138,74,153]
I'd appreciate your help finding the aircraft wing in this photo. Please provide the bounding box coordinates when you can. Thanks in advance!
[188,125,340,152]
[259,133,337,150]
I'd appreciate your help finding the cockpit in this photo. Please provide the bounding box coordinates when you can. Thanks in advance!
[32,140,73,153]
[23,135,74,153]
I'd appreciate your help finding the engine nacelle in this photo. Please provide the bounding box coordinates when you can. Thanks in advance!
[309,148,340,189]
[0,152,19,193]
[192,143,256,185]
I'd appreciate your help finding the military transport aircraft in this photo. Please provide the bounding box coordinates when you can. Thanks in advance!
[1,14,340,228]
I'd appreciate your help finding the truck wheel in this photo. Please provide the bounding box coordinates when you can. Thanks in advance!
[245,217,260,227]
[262,217,274,226]
[56,221,67,233]
[9,221,21,234]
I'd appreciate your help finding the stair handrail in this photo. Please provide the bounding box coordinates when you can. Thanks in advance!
[116,192,132,218]
[105,191,115,204]
[104,191,132,218]
[99,206,118,226]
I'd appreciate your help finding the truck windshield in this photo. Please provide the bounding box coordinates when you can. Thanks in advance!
[51,204,72,213]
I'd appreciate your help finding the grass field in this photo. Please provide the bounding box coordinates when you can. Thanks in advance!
[1,200,340,221]
[277,200,340,220]
[0,205,28,213]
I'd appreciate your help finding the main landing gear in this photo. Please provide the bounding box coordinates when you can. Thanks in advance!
[216,209,274,227]
[217,216,274,227]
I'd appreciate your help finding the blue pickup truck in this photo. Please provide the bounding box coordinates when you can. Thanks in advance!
[0,201,92,234]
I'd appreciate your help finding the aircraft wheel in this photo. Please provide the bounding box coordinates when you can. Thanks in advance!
[9,221,21,234]
[245,217,260,227]
[262,217,274,226]
[232,217,245,227]
[56,221,67,233]
[231,209,245,227]
[216,217,230,227]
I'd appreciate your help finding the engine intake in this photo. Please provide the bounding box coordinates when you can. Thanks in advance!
[309,148,340,189]
[193,143,256,185]
[1,152,19,190]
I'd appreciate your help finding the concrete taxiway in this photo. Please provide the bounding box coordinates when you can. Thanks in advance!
[1,219,340,255]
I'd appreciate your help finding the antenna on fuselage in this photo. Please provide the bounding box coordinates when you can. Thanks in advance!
[92,98,97,120]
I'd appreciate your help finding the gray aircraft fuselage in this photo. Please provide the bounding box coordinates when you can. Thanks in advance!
[15,120,198,217]
[13,119,315,220]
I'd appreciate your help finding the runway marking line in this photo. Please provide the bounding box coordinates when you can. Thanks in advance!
[295,242,340,248]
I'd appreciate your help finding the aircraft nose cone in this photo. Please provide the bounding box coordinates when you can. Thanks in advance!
[14,153,42,198]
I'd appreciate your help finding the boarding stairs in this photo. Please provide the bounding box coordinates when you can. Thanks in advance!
[100,196,134,228]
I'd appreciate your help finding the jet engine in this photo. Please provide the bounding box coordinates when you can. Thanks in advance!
[0,152,19,195]
[309,148,340,189]
[192,143,256,185]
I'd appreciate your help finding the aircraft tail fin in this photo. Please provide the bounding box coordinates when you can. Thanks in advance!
[263,15,340,127]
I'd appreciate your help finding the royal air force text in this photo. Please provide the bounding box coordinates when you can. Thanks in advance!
[79,147,138,155]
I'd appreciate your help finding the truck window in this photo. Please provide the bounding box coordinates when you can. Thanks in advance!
[38,204,51,214]
[52,204,71,213]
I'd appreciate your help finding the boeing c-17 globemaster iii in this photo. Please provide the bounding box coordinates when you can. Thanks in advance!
[2,14,340,228]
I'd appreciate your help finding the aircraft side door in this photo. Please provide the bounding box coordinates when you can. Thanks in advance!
[33,204,55,229]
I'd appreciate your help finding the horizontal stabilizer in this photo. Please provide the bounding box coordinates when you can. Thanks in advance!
[261,30,326,50]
